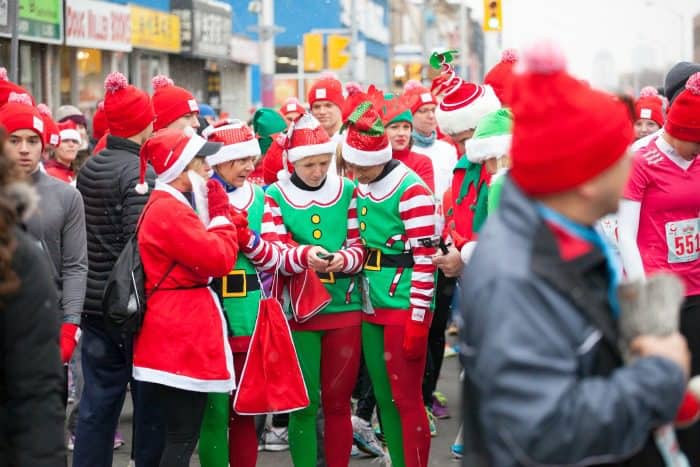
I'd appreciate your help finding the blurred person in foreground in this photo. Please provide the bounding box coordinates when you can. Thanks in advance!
[0,128,65,467]
[460,42,689,467]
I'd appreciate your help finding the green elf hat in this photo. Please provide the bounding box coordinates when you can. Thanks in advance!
[252,107,288,155]
[382,92,413,127]
[465,108,513,163]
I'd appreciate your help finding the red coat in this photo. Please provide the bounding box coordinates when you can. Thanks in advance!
[393,147,435,193]
[133,183,239,393]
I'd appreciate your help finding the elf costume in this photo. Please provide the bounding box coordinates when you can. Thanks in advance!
[342,94,437,467]
[431,50,501,262]
[263,113,365,467]
[196,120,282,467]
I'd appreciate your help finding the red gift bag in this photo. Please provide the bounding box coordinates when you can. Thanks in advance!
[288,269,331,323]
[233,297,310,415]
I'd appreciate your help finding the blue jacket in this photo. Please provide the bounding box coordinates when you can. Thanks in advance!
[460,178,685,467]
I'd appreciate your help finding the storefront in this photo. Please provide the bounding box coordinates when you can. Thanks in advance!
[63,0,131,111]
[0,0,63,105]
[128,4,181,91]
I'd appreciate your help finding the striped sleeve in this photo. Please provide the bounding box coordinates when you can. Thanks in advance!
[399,183,437,317]
[337,187,367,274]
[262,193,311,276]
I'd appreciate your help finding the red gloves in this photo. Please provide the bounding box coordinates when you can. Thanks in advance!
[60,323,79,364]
[231,211,253,246]
[207,179,231,220]
[403,310,430,360]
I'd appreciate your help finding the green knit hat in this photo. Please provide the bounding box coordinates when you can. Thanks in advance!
[252,108,287,155]
[465,108,513,163]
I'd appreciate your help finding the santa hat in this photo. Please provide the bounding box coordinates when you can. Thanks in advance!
[0,93,44,148]
[0,67,35,107]
[151,75,199,131]
[279,97,305,117]
[509,41,633,196]
[341,94,391,167]
[104,72,154,138]
[203,119,261,166]
[135,126,221,194]
[58,120,82,144]
[430,50,501,135]
[92,101,108,140]
[664,72,700,143]
[484,49,518,105]
[37,103,61,147]
[634,87,664,127]
[308,72,344,110]
[403,80,438,114]
[284,113,336,163]
[465,108,513,163]
[381,93,413,127]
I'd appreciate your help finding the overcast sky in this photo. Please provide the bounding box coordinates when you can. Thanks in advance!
[467,0,700,88]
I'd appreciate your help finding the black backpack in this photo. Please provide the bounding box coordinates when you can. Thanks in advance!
[102,201,174,332]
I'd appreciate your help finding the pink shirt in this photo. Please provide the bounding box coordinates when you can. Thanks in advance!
[624,134,700,296]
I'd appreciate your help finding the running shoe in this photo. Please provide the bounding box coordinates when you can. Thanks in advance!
[113,431,125,450]
[352,415,385,457]
[263,427,289,452]
[451,443,464,459]
[426,406,438,437]
[432,392,451,419]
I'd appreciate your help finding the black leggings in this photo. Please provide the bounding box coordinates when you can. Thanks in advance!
[423,271,456,405]
[155,384,208,467]
[677,295,700,466]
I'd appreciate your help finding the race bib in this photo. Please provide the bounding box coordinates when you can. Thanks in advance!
[666,218,700,264]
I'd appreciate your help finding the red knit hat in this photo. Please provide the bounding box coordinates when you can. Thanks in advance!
[151,75,199,131]
[634,87,664,127]
[58,120,82,144]
[202,118,261,166]
[308,72,344,110]
[103,72,154,138]
[403,80,438,114]
[0,67,35,107]
[509,41,634,196]
[341,91,391,167]
[135,127,221,194]
[92,101,108,140]
[37,103,61,147]
[279,97,305,117]
[484,49,518,105]
[665,73,700,143]
[0,93,44,148]
[430,51,501,135]
[284,113,336,164]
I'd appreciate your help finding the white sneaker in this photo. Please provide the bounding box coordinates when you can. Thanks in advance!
[263,427,289,452]
[351,415,384,457]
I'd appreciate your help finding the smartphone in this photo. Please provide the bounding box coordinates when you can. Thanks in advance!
[316,252,335,262]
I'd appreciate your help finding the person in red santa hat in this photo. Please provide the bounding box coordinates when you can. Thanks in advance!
[90,100,108,154]
[483,48,518,106]
[44,120,82,184]
[308,72,345,142]
[151,75,200,131]
[132,126,239,467]
[36,103,61,160]
[280,97,305,125]
[633,86,665,140]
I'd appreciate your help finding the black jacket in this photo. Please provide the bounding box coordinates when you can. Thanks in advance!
[76,135,155,317]
[460,178,685,467]
[0,227,65,467]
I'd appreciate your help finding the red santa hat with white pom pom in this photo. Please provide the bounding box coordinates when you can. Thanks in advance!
[202,119,261,166]
[484,49,518,105]
[0,92,44,148]
[151,75,199,131]
[665,72,700,143]
[277,113,336,181]
[634,86,664,127]
[103,72,154,138]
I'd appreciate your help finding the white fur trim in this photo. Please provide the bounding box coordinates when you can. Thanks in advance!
[461,241,477,264]
[341,140,392,166]
[436,86,501,135]
[208,215,231,229]
[277,168,291,181]
[59,129,81,143]
[466,134,512,163]
[207,138,261,166]
[157,133,207,184]
[287,140,337,163]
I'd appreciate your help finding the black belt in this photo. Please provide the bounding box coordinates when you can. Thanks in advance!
[364,249,414,271]
[213,271,260,298]
[317,271,353,284]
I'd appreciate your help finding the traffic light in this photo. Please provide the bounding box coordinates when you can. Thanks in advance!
[483,0,502,32]
[303,33,323,72]
[327,35,351,70]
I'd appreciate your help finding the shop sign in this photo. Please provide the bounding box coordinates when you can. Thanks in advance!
[66,0,131,52]
[172,0,231,59]
[129,4,181,53]
[0,0,63,43]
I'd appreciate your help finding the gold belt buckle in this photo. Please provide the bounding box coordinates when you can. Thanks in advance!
[318,271,336,284]
[222,269,247,298]
[364,249,382,271]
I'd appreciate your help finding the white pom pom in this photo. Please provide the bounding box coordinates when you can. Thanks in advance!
[135,182,149,194]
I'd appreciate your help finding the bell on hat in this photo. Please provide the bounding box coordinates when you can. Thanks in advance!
[104,72,154,138]
[203,119,261,166]
[341,93,392,167]
[0,92,45,148]
[135,127,222,194]
[151,75,199,131]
